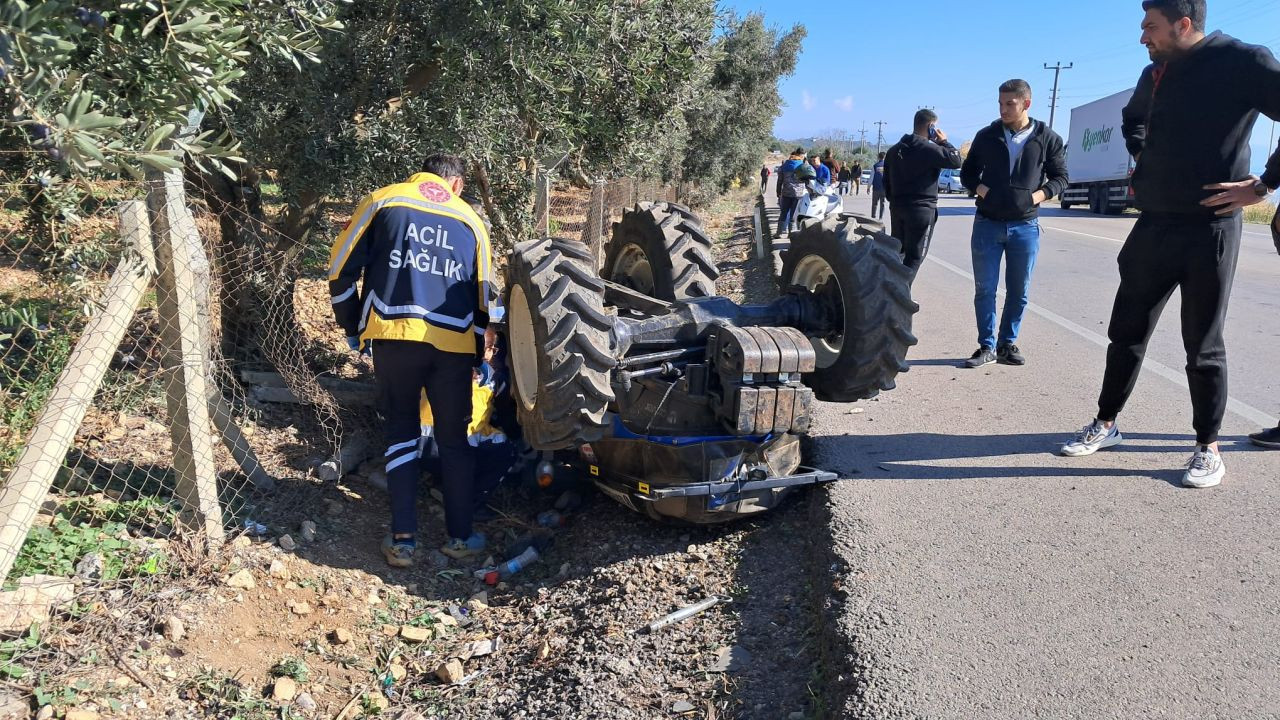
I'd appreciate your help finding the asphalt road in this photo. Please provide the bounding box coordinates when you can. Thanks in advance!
[807,191,1280,719]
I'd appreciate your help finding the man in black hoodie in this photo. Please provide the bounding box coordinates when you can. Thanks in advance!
[1060,0,1280,490]
[959,79,1068,369]
[884,108,962,270]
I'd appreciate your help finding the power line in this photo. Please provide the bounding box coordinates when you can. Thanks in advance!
[1044,61,1074,129]
[873,121,887,156]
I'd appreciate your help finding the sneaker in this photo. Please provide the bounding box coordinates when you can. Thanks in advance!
[963,347,997,368]
[997,343,1025,366]
[1183,446,1225,488]
[1060,420,1123,457]
[440,532,486,560]
[381,535,416,568]
[1248,425,1280,449]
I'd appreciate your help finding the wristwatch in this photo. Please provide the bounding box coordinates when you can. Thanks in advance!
[1255,179,1273,197]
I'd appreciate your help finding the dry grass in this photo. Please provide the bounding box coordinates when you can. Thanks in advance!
[1243,199,1277,226]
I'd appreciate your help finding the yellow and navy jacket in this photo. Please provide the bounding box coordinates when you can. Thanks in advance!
[328,173,499,355]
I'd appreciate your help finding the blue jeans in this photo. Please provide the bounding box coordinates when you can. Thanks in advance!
[777,195,800,234]
[971,216,1040,350]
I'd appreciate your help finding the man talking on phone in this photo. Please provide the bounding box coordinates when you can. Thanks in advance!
[883,108,962,271]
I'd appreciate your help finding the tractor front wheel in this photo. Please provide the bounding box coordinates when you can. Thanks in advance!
[780,217,919,402]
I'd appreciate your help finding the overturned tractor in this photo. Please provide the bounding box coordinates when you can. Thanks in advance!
[503,202,917,523]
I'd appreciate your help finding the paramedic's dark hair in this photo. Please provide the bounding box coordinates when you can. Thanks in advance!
[422,153,466,179]
[1142,0,1206,32]
[914,108,938,132]
[999,79,1032,98]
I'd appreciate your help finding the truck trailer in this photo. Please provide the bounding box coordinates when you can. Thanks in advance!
[1059,88,1135,215]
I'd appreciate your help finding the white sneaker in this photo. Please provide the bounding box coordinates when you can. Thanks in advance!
[1183,446,1225,488]
[1060,420,1123,457]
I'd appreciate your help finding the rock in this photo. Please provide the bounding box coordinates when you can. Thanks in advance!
[294,692,317,713]
[224,569,256,590]
[231,535,252,549]
[707,645,751,673]
[432,611,457,627]
[272,676,298,702]
[428,551,449,570]
[65,711,100,720]
[330,628,353,645]
[290,602,313,616]
[0,692,28,718]
[268,559,290,580]
[395,712,428,720]
[0,575,75,636]
[399,625,431,643]
[36,706,54,720]
[316,460,341,482]
[299,521,317,543]
[388,662,407,681]
[366,694,389,713]
[366,587,381,605]
[323,498,343,516]
[74,552,104,580]
[162,615,185,642]
[463,637,499,658]
[434,658,464,685]
[278,535,297,552]
[536,641,551,661]
[672,700,695,713]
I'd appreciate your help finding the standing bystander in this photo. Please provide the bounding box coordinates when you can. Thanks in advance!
[776,148,813,236]
[959,79,1068,369]
[1060,0,1280,489]
[883,109,962,270]
[760,164,771,193]
[1250,207,1280,448]
[870,152,888,220]
[852,161,864,195]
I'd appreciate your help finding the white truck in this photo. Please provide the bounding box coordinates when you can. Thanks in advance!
[1059,88,1135,215]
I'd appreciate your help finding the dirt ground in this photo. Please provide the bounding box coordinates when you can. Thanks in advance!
[17,183,837,720]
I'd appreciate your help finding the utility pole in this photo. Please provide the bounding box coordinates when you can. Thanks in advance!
[873,121,888,156]
[1044,61,1073,129]
[857,123,868,154]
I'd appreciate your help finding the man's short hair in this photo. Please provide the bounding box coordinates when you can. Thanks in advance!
[422,153,466,179]
[998,79,1032,98]
[914,108,938,131]
[1141,0,1206,32]
[878,152,886,159]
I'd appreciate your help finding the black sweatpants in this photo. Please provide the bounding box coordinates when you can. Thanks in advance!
[1096,212,1241,445]
[890,204,938,271]
[371,340,476,540]
[871,189,888,220]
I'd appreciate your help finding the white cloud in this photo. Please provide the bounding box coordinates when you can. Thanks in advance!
[802,90,816,111]
[834,95,854,112]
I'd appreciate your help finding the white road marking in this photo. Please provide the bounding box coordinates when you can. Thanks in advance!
[1039,224,1126,244]
[925,253,1276,428]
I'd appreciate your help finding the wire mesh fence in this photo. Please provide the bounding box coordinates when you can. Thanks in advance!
[0,164,677,689]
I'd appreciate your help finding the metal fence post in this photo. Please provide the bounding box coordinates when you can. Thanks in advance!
[534,172,551,237]
[146,168,226,545]
[0,202,156,581]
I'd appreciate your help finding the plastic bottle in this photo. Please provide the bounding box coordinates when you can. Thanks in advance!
[536,510,567,528]
[483,546,539,585]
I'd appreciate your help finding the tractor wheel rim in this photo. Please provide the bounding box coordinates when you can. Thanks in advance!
[610,243,655,296]
[509,284,539,412]
[791,253,844,368]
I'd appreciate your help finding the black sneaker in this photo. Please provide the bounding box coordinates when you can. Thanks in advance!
[1249,425,1280,449]
[963,347,997,368]
[997,344,1025,366]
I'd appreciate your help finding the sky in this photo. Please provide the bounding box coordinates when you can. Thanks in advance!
[722,0,1280,173]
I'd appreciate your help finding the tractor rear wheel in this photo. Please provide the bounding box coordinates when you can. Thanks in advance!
[506,237,616,449]
[780,217,919,402]
[603,202,719,301]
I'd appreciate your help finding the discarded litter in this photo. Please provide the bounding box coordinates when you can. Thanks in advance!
[644,595,732,633]
[482,546,539,586]
[242,519,268,536]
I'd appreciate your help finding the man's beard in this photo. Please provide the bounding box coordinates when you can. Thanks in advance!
[1146,31,1180,62]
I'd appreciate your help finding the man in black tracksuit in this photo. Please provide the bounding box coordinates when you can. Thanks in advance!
[1060,0,1280,490]
[883,108,962,271]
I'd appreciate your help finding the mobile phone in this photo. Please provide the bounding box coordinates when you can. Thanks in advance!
[927,124,938,141]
